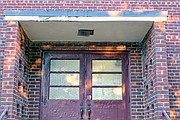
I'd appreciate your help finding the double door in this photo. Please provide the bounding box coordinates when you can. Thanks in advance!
[41,52,129,120]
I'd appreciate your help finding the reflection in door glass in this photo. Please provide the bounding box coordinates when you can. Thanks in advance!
[50,73,79,86]
[92,74,122,86]
[92,60,122,72]
[50,60,80,72]
[49,59,80,100]
[92,60,123,100]
[92,88,122,100]
[49,87,79,99]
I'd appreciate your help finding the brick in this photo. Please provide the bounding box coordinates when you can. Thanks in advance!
[0,0,179,120]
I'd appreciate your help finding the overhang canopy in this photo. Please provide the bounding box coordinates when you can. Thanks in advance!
[4,10,168,42]
[19,21,153,42]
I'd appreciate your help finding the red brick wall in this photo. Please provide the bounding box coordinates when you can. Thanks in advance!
[142,26,155,119]
[127,43,144,119]
[166,6,180,119]
[1,21,20,119]
[0,21,30,119]
[142,22,171,120]
[0,0,179,120]
[17,26,30,119]
[0,2,5,108]
[28,42,42,120]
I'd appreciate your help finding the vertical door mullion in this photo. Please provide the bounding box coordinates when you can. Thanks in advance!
[80,54,86,103]
[86,54,92,102]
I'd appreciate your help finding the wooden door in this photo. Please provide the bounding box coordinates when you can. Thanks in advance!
[40,52,129,120]
[85,54,129,120]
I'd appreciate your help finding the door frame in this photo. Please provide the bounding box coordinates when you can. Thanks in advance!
[40,50,131,120]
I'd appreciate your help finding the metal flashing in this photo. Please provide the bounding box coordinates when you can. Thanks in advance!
[4,10,168,17]
[4,10,168,22]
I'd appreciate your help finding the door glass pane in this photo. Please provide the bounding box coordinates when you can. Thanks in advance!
[50,73,79,86]
[92,88,122,100]
[49,87,79,99]
[92,60,122,72]
[92,74,122,86]
[50,60,80,72]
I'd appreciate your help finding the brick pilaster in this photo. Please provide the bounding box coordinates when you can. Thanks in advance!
[152,22,170,119]
[0,5,6,108]
[1,21,19,119]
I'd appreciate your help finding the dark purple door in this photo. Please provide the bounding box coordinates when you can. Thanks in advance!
[85,54,129,120]
[41,52,130,120]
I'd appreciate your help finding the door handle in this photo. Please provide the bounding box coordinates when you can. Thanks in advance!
[80,102,84,119]
[87,103,91,120]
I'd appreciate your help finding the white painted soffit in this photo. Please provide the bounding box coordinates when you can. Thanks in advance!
[19,21,153,42]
